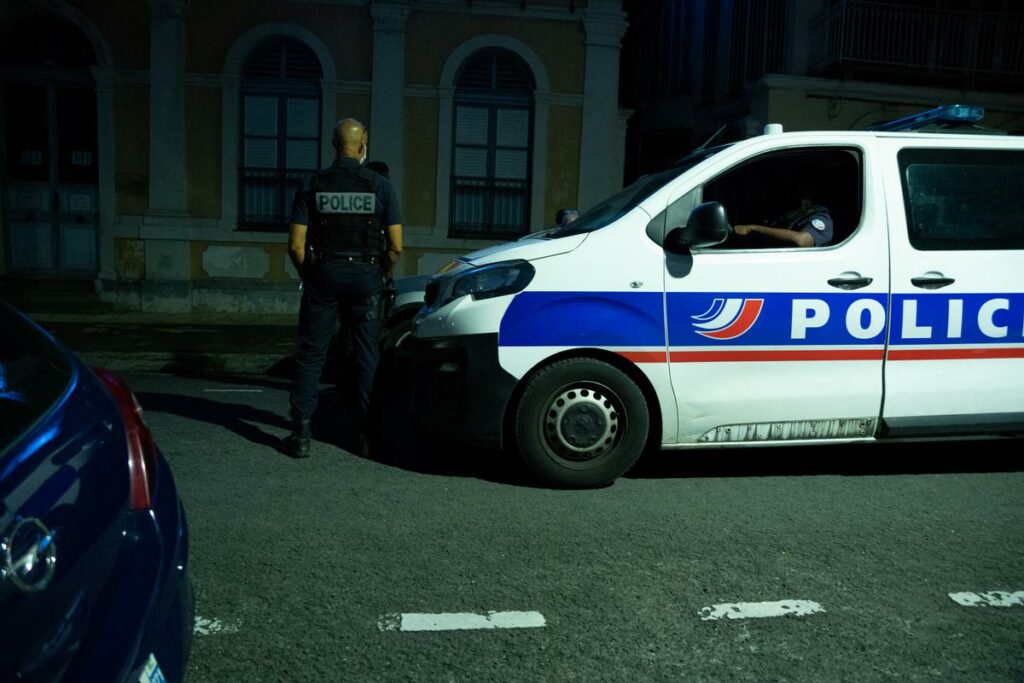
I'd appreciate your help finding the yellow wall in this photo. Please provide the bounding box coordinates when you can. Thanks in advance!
[186,2,371,78]
[114,83,148,216]
[186,87,222,219]
[545,105,582,222]
[403,98,439,226]
[337,95,370,129]
[405,13,585,93]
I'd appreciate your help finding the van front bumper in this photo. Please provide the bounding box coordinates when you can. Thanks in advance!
[410,333,518,449]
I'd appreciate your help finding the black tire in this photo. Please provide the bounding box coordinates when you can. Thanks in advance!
[515,358,649,488]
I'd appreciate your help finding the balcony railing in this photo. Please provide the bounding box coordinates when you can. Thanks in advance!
[811,0,1024,85]
[450,176,529,239]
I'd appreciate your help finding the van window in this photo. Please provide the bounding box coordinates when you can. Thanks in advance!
[898,148,1024,251]
[551,145,730,238]
[702,147,863,249]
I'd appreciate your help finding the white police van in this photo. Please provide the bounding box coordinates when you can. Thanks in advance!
[411,105,1023,488]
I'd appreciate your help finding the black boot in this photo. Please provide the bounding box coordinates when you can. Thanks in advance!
[285,419,311,459]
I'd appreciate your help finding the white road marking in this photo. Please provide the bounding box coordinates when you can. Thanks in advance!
[948,591,1024,607]
[194,616,241,635]
[699,600,825,621]
[378,611,546,632]
[202,389,264,393]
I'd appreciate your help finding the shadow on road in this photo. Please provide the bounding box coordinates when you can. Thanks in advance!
[353,356,540,488]
[140,365,1023,485]
[136,391,291,454]
[626,438,1023,481]
[139,356,536,484]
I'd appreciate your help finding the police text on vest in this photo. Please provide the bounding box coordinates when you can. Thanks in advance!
[316,192,376,214]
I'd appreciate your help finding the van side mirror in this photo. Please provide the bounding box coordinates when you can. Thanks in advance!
[664,202,731,255]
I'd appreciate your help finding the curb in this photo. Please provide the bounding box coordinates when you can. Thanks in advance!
[79,351,290,376]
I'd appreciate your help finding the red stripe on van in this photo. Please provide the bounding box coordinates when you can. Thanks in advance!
[618,351,668,363]
[887,347,1024,360]
[620,350,883,363]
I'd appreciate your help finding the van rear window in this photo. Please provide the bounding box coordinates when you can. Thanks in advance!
[899,148,1024,251]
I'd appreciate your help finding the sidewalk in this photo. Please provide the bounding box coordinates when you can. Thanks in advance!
[30,310,300,377]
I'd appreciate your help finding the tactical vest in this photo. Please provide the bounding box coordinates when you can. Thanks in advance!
[308,166,385,257]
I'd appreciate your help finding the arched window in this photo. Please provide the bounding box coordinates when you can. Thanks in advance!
[450,49,534,238]
[239,37,322,230]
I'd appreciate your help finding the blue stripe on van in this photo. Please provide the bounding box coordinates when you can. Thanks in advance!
[499,291,665,347]
[499,291,1024,348]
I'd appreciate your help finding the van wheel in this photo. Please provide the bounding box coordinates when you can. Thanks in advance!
[515,358,649,488]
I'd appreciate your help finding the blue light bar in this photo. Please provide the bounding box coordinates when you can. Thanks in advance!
[867,104,985,132]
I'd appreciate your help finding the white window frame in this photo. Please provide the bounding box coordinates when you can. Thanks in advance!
[221,24,336,232]
[436,35,550,237]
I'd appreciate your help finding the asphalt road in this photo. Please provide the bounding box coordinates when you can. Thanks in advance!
[127,372,1024,683]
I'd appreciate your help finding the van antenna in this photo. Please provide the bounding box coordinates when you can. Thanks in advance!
[693,124,727,153]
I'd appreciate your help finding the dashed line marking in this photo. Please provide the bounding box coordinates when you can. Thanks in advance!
[699,600,825,621]
[949,591,1024,607]
[194,616,241,635]
[378,611,546,632]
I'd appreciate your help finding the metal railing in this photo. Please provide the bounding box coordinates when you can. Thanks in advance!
[239,168,310,230]
[450,176,529,239]
[811,0,1024,82]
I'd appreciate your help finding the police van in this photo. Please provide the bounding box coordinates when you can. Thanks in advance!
[411,105,1023,488]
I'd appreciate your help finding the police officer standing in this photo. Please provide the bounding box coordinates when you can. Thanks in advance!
[285,118,403,458]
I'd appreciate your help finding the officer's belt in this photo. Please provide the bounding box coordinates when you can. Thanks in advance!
[320,250,379,264]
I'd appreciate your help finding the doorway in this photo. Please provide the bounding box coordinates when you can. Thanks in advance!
[1,14,99,278]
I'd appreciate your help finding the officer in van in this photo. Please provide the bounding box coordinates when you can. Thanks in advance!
[732,196,833,248]
[285,118,403,459]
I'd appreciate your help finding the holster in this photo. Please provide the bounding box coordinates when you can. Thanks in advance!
[303,246,320,278]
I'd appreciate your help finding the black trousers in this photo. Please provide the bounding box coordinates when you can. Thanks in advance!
[289,257,383,425]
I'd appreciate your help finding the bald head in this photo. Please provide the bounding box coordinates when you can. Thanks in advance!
[332,118,367,160]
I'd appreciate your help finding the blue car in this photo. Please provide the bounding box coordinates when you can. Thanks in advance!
[0,300,193,683]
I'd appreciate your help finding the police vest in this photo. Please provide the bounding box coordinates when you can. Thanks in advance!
[308,167,385,257]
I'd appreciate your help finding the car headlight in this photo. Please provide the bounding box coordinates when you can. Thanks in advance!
[445,260,535,305]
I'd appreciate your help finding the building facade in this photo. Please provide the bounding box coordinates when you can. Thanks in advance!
[622,0,1024,182]
[0,0,629,312]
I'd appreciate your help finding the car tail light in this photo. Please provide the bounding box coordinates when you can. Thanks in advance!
[92,367,157,510]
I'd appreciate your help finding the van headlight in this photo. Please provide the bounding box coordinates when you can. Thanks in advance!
[445,260,535,305]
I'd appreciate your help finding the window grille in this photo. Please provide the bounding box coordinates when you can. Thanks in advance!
[239,37,322,230]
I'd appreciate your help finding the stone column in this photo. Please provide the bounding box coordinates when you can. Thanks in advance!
[219,74,239,230]
[147,0,189,218]
[578,0,628,211]
[433,85,455,233]
[369,0,409,199]
[91,66,117,282]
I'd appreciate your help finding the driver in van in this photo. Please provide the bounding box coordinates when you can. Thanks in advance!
[732,196,833,248]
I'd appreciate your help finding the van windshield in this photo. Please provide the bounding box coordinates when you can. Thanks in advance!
[549,145,730,237]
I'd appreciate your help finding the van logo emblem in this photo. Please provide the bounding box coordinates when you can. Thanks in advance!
[692,298,764,340]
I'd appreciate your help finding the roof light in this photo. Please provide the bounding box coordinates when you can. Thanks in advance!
[867,104,985,132]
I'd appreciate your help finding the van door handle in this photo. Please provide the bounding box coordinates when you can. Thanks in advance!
[911,275,955,289]
[828,276,873,290]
